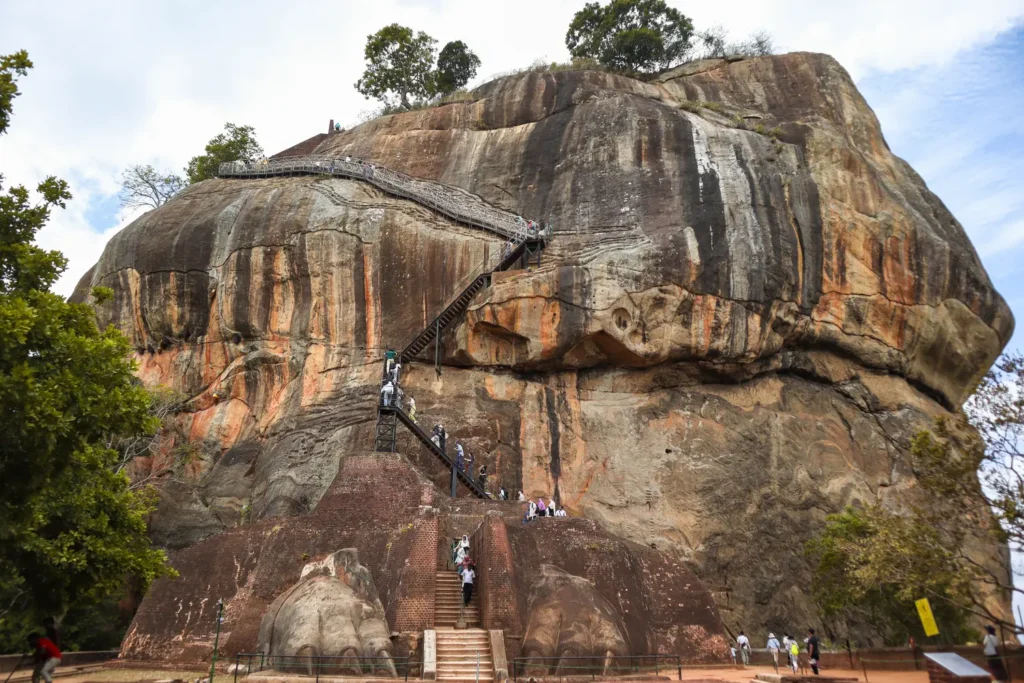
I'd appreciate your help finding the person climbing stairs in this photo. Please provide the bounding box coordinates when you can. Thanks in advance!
[435,571,493,682]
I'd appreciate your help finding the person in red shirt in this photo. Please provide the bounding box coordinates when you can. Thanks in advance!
[27,633,61,683]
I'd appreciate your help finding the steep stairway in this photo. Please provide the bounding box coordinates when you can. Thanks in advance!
[435,570,481,628]
[435,570,492,682]
[435,629,494,682]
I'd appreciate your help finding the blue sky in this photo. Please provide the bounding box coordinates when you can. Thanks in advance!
[859,25,1024,353]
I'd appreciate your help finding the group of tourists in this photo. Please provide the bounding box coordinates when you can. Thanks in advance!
[731,629,821,675]
[379,348,407,411]
[451,535,476,607]
[520,492,568,522]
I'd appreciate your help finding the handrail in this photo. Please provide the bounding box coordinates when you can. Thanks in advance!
[217,155,549,243]
[395,235,530,360]
[389,404,488,497]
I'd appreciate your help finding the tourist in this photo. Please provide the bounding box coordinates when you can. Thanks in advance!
[729,645,737,665]
[408,397,417,422]
[806,628,820,676]
[479,464,488,489]
[28,633,61,683]
[466,451,475,477]
[454,535,470,567]
[380,380,394,407]
[548,498,556,517]
[767,633,781,670]
[385,348,397,377]
[499,487,507,500]
[788,639,799,673]
[461,561,476,606]
[536,498,547,517]
[458,554,474,577]
[736,631,750,665]
[556,508,567,517]
[527,500,538,521]
[518,490,526,502]
[392,360,402,384]
[455,443,464,471]
[984,626,1008,682]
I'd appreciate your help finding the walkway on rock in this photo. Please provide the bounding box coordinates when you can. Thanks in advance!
[218,154,549,500]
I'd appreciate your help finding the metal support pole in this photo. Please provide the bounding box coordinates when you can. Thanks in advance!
[315,657,320,683]
[210,599,224,683]
[434,318,441,376]
[451,463,457,499]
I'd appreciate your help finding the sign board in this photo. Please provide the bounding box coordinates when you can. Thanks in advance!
[916,598,940,637]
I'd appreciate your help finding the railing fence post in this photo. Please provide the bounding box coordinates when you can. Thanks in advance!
[315,657,320,683]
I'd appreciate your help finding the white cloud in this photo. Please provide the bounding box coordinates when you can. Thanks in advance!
[1,0,1022,296]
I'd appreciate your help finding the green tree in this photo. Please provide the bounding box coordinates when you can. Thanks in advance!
[565,0,694,74]
[119,164,184,211]
[184,123,263,184]
[0,52,172,650]
[432,41,481,97]
[807,352,1024,640]
[355,24,437,109]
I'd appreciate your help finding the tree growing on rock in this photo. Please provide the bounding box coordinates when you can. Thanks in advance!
[0,51,173,651]
[565,0,694,74]
[432,40,481,97]
[355,24,480,109]
[119,164,184,210]
[807,352,1024,641]
[184,122,263,184]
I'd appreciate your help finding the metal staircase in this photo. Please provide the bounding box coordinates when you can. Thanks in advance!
[375,401,488,498]
[218,153,548,500]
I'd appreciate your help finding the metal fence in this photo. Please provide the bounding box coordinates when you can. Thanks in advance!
[511,654,683,681]
[217,155,546,244]
[232,652,411,682]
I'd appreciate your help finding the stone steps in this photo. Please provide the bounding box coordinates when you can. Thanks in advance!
[435,570,480,627]
[435,627,493,682]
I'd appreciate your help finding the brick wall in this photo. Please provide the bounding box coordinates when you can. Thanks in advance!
[392,515,439,632]
[477,512,522,633]
[925,659,990,683]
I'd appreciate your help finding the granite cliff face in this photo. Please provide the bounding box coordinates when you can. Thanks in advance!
[76,52,1013,641]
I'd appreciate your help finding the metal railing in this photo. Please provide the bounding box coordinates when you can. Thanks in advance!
[232,652,411,682]
[217,155,548,244]
[511,654,683,681]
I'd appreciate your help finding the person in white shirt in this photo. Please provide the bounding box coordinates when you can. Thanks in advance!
[984,625,1008,682]
[766,633,781,669]
[461,564,476,606]
[518,491,525,502]
[736,632,750,665]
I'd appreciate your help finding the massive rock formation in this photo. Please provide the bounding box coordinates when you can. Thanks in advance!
[77,52,1013,642]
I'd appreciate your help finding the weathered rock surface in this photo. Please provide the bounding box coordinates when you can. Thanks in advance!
[77,52,1013,641]
[520,564,629,674]
[258,549,395,675]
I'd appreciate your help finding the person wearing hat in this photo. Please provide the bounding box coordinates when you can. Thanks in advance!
[766,633,781,670]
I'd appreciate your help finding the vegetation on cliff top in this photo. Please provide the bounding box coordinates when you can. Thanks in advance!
[808,353,1024,643]
[355,23,480,111]
[0,51,173,652]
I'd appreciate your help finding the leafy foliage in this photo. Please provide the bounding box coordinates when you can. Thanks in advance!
[184,123,263,184]
[691,26,775,60]
[0,52,173,651]
[355,24,438,109]
[119,164,185,211]
[807,352,1024,640]
[565,0,694,73]
[0,51,31,136]
[432,41,481,97]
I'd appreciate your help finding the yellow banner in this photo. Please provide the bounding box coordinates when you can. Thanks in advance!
[916,598,940,637]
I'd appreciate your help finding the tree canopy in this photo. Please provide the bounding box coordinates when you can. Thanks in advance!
[355,24,437,109]
[565,0,694,73]
[807,352,1024,642]
[0,51,172,651]
[433,41,481,97]
[119,164,184,211]
[184,123,263,184]
[355,25,480,109]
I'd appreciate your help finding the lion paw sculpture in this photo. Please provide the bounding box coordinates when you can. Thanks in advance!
[258,549,396,676]
[522,564,630,676]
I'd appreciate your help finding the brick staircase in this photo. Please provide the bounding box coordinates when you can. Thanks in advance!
[435,570,493,682]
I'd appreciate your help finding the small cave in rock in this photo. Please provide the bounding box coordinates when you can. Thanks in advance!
[231,332,242,345]
[613,308,631,331]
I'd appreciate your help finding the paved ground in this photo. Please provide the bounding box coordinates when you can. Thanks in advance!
[9,663,934,683]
